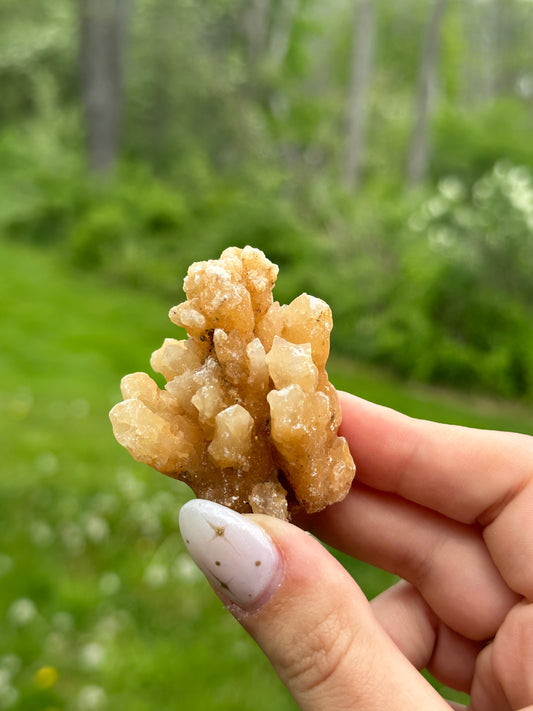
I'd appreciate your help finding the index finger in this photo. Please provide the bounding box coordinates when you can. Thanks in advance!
[338,391,533,526]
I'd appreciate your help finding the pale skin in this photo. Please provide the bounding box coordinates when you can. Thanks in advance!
[227,392,533,710]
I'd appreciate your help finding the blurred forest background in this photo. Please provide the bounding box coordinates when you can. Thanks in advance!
[2,0,533,397]
[1,1,533,709]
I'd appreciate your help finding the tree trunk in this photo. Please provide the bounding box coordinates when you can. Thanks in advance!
[406,0,448,186]
[268,0,299,69]
[79,0,128,175]
[342,0,375,192]
[463,0,500,107]
[242,0,272,63]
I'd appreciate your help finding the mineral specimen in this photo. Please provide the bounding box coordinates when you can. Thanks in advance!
[109,246,355,519]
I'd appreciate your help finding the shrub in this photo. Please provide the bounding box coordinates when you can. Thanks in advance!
[374,164,533,398]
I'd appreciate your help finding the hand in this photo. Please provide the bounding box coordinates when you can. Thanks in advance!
[179,392,533,710]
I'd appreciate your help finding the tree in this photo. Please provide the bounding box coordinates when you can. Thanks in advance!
[342,0,376,191]
[242,0,272,63]
[268,0,300,69]
[79,0,129,174]
[406,0,448,185]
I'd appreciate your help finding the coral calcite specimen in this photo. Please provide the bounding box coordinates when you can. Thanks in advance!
[109,246,355,520]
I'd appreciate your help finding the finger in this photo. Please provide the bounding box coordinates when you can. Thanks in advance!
[337,392,533,598]
[180,499,451,711]
[309,484,520,640]
[371,580,482,692]
[471,601,533,711]
[482,481,533,600]
[337,392,533,525]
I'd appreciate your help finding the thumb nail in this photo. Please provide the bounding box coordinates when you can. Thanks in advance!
[179,499,283,610]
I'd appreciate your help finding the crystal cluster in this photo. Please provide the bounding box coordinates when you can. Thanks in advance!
[109,246,355,519]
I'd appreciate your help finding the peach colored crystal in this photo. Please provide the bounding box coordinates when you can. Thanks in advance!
[109,246,355,519]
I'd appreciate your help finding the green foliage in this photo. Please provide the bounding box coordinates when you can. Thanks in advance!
[1,0,533,398]
[2,112,533,400]
[0,0,75,122]
[356,165,533,398]
[433,100,533,182]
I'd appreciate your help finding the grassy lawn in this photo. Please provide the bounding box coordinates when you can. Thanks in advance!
[1,239,531,710]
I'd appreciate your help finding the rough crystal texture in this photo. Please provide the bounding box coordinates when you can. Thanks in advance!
[109,246,355,519]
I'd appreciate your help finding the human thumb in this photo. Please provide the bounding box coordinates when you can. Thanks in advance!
[179,499,449,711]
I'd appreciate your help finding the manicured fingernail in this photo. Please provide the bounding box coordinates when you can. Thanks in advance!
[179,499,282,610]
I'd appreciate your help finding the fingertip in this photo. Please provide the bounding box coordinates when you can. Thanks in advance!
[179,500,284,611]
[235,512,449,710]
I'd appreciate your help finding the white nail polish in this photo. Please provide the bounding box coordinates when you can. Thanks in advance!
[179,499,282,610]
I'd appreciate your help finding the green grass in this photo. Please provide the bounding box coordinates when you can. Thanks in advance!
[1,238,531,709]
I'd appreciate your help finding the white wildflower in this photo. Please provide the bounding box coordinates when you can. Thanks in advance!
[0,684,19,708]
[99,572,121,596]
[438,176,464,202]
[45,632,67,656]
[35,451,58,476]
[52,611,75,632]
[143,563,168,589]
[172,554,201,583]
[128,501,161,538]
[71,398,90,418]
[28,520,55,548]
[84,515,110,544]
[8,598,37,626]
[60,522,86,555]
[0,656,20,676]
[79,643,106,672]
[116,468,145,501]
[77,684,107,711]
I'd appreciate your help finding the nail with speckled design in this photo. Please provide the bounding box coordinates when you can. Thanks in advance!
[179,499,282,610]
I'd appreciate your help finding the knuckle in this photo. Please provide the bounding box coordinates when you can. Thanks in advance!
[282,606,357,697]
[492,601,533,704]
[496,601,533,656]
